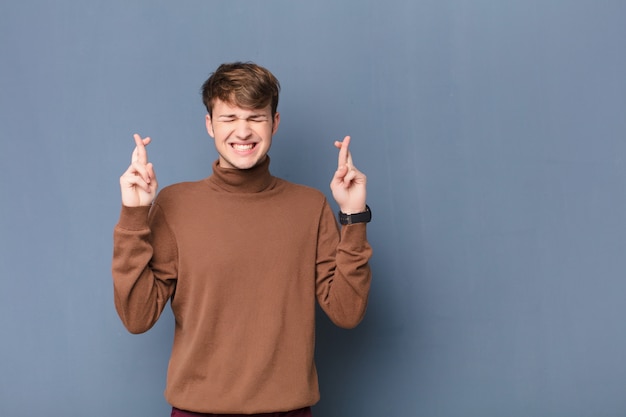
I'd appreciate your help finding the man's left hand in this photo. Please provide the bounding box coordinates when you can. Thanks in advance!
[330,136,367,214]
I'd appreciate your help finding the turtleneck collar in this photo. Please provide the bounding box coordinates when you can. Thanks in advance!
[207,156,277,193]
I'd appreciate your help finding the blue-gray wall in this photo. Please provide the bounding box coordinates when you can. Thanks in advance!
[1,1,625,416]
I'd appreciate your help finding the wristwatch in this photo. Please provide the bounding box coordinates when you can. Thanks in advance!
[338,205,372,225]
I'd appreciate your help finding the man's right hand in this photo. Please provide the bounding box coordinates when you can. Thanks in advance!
[119,134,158,207]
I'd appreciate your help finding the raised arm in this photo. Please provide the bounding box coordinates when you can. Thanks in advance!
[119,133,158,207]
[113,134,175,334]
[330,136,367,214]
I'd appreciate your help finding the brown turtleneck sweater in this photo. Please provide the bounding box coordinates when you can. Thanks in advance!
[112,157,372,414]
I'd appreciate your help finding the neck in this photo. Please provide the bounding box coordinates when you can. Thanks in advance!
[208,155,276,193]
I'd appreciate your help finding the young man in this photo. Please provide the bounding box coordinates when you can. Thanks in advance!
[112,62,372,416]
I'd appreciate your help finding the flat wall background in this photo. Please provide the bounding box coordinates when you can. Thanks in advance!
[1,1,625,416]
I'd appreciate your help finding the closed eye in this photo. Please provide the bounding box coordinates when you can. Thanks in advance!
[216,114,270,123]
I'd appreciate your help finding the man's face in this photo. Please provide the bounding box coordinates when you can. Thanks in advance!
[205,99,280,170]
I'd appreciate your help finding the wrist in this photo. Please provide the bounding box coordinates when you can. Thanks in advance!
[339,205,367,214]
[338,205,371,225]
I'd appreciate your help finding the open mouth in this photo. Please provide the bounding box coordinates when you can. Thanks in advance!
[231,143,256,151]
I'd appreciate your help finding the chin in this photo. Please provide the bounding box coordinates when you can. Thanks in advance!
[220,154,265,170]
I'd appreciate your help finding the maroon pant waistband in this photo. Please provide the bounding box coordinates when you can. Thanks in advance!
[171,406,312,417]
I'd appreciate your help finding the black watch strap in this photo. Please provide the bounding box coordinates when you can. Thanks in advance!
[338,205,372,225]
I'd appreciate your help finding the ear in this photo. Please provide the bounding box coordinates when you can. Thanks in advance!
[205,114,215,138]
[272,112,280,135]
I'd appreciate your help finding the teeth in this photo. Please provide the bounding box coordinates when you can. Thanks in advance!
[232,143,254,151]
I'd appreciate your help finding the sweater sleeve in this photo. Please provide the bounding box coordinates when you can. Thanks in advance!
[315,201,372,329]
[112,203,178,334]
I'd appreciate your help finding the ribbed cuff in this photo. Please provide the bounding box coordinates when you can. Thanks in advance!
[340,222,368,243]
[116,205,151,231]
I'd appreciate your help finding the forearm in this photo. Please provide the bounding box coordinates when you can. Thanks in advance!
[112,205,176,334]
[316,205,373,329]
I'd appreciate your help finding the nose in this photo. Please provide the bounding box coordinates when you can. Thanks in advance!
[234,118,252,139]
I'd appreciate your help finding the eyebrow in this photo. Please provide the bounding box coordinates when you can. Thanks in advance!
[216,113,269,119]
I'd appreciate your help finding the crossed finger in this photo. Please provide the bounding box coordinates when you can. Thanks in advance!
[132,133,151,164]
[335,135,353,170]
